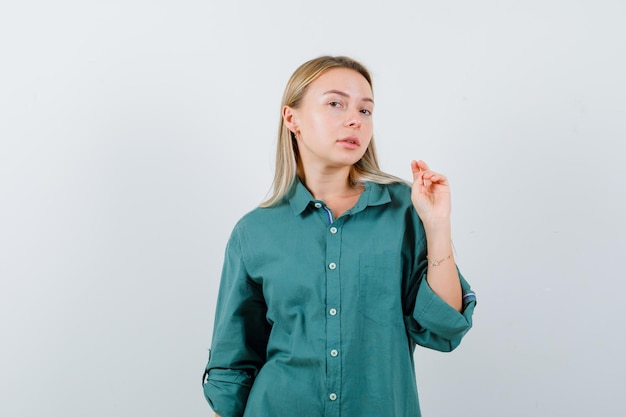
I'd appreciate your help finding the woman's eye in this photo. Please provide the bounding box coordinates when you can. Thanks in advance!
[329,101,341,107]
[361,109,372,115]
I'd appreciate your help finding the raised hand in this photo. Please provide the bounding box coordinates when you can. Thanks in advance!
[410,160,452,228]
[410,160,461,310]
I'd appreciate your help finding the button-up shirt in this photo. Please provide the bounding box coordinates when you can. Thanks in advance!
[203,178,476,417]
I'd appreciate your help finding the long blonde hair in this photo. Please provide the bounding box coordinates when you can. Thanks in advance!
[261,55,404,207]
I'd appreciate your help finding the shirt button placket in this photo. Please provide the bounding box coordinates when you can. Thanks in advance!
[325,222,341,415]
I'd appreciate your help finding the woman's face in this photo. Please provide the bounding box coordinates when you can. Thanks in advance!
[285,67,374,172]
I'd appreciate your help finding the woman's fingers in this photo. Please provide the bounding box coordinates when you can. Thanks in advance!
[422,171,446,183]
[411,160,421,179]
[412,160,447,187]
[411,160,431,181]
[416,160,430,171]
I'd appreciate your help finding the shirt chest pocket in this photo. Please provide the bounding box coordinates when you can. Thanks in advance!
[358,252,403,326]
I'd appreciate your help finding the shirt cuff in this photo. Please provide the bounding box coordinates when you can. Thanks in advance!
[202,368,253,417]
[413,275,476,341]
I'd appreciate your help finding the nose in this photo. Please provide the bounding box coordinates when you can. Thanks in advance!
[344,110,362,129]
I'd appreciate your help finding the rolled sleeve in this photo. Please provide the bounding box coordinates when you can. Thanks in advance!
[408,270,476,352]
[203,367,253,417]
[202,223,270,416]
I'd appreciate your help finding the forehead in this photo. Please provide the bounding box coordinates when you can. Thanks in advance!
[307,67,373,97]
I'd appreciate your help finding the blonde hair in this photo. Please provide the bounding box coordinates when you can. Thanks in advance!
[260,55,404,207]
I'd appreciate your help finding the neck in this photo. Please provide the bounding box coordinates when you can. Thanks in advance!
[298,164,358,201]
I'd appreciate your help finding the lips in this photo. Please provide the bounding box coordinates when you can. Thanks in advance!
[338,136,361,146]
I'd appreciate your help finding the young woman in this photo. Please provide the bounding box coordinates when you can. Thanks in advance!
[202,56,476,417]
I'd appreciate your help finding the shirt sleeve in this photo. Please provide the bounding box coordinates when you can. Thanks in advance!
[403,205,477,352]
[202,224,270,417]
[406,266,476,352]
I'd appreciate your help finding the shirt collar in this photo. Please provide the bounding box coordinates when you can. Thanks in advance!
[287,177,391,216]
[288,177,315,216]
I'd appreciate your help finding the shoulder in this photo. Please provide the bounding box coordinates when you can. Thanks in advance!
[226,200,293,265]
[369,181,422,227]
[230,199,291,238]
[384,181,411,198]
[241,199,290,224]
[371,181,413,208]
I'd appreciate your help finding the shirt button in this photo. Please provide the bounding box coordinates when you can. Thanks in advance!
[329,226,338,234]
[330,349,339,357]
[314,202,322,208]
[328,262,337,270]
[329,393,337,401]
[329,308,337,316]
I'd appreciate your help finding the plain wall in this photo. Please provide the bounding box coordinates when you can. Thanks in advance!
[1,1,625,416]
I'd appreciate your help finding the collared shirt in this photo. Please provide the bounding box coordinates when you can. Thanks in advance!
[203,178,476,417]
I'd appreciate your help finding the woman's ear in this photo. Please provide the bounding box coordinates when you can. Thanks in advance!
[282,106,298,135]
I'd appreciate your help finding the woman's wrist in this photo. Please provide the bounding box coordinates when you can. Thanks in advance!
[422,218,451,236]
[423,220,453,259]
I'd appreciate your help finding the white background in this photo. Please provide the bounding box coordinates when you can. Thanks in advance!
[1,1,625,416]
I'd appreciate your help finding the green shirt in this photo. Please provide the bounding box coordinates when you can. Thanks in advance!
[202,178,476,417]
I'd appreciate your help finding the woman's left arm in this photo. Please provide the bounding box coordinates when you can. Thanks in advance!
[410,160,462,312]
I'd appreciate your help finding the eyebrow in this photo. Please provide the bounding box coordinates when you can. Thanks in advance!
[323,89,374,104]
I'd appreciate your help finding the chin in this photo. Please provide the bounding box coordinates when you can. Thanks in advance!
[333,158,363,169]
